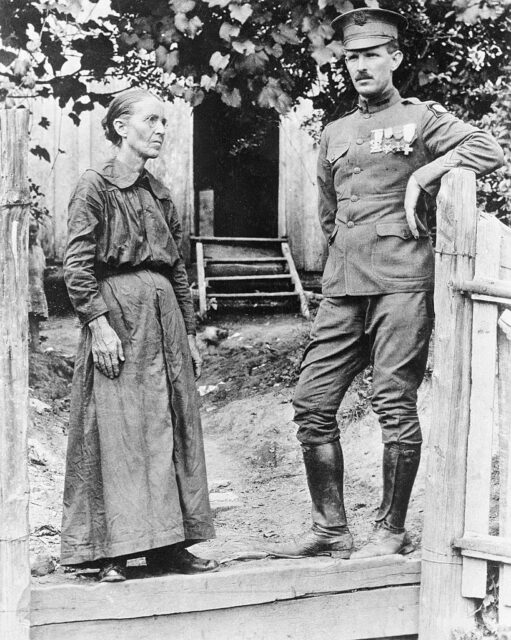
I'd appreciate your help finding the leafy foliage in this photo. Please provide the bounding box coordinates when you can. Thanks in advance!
[0,0,509,218]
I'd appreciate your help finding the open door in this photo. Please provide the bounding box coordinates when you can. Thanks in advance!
[193,94,279,238]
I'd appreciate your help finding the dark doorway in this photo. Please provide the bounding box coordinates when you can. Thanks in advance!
[193,94,279,238]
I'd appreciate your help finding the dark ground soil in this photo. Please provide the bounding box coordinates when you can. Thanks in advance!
[29,309,431,585]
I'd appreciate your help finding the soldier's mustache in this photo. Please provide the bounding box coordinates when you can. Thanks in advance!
[356,74,373,80]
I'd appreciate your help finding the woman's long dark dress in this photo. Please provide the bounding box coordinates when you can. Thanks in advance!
[61,159,214,565]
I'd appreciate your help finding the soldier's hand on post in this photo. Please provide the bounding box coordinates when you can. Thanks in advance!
[404,175,421,240]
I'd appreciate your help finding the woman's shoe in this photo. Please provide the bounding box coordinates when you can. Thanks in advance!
[98,560,127,583]
[147,546,218,575]
[166,547,219,574]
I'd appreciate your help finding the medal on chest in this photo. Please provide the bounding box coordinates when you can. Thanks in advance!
[368,123,417,155]
[370,128,383,153]
[402,123,416,155]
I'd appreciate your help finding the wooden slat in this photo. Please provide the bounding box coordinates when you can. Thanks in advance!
[32,557,420,625]
[281,241,310,319]
[31,584,420,640]
[0,109,31,640]
[471,293,511,307]
[499,223,511,624]
[419,169,478,639]
[191,236,285,243]
[208,292,299,298]
[462,215,501,598]
[196,241,207,318]
[206,274,292,282]
[454,534,511,562]
[207,257,287,263]
[456,277,511,300]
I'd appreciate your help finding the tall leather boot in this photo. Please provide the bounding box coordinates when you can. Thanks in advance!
[351,443,421,559]
[266,441,353,558]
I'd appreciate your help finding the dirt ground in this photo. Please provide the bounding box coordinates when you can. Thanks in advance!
[29,308,431,584]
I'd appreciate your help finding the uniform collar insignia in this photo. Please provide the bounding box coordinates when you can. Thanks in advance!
[358,86,401,114]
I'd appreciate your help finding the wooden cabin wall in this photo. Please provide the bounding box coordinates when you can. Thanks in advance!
[279,99,326,272]
[28,88,194,263]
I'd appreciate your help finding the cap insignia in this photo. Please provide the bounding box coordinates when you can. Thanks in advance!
[353,11,368,26]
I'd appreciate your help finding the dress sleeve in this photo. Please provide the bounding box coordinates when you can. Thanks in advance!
[167,200,196,335]
[63,172,109,325]
[317,125,338,239]
[413,104,504,196]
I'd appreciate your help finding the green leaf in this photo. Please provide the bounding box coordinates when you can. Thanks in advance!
[205,0,230,7]
[229,3,252,25]
[210,51,230,71]
[30,146,51,163]
[220,87,242,108]
[170,0,196,12]
[233,39,256,55]
[0,50,17,67]
[219,22,241,41]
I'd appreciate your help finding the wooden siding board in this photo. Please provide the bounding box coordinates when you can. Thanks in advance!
[279,101,325,272]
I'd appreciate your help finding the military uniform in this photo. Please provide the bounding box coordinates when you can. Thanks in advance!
[294,86,504,447]
[268,7,504,561]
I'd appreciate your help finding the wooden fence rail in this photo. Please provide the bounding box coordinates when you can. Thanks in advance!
[0,107,31,640]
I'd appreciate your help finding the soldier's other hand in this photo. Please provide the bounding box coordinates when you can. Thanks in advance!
[404,175,421,240]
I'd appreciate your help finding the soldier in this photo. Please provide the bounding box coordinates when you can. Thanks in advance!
[270,8,504,559]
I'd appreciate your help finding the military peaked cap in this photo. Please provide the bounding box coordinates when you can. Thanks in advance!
[332,8,407,51]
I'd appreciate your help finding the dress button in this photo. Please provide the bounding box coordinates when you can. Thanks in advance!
[353,167,361,174]
[347,221,355,228]
[356,138,363,145]
[350,195,359,202]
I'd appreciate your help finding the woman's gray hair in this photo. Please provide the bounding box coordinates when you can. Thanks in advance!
[101,88,155,146]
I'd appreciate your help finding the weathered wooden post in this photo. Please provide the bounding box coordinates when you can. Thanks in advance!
[0,107,31,639]
[419,168,478,638]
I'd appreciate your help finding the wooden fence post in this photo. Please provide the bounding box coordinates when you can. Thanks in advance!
[0,107,31,639]
[419,168,478,638]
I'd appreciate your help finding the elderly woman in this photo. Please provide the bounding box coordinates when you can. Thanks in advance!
[61,89,216,582]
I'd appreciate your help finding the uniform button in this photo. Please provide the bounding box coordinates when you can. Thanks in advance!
[347,221,355,228]
[350,195,359,202]
[353,167,361,174]
[356,138,363,145]
[363,114,371,119]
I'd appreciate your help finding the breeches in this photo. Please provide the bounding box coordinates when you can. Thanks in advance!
[293,292,434,446]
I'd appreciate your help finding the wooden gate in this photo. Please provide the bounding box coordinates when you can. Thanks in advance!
[420,168,511,638]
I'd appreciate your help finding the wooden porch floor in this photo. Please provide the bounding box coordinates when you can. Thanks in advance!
[31,555,420,640]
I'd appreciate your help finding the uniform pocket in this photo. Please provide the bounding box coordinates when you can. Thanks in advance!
[327,142,350,165]
[371,222,433,281]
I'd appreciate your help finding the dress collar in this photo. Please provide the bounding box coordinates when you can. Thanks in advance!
[97,158,171,200]
[357,86,401,114]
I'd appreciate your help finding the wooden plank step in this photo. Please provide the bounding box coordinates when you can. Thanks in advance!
[207,292,299,298]
[31,586,420,640]
[192,236,285,244]
[206,275,291,282]
[207,257,288,263]
[31,556,421,625]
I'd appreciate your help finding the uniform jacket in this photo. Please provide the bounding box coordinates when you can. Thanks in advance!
[64,159,196,333]
[318,87,504,296]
